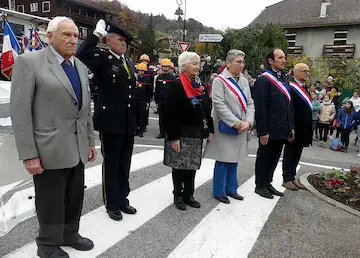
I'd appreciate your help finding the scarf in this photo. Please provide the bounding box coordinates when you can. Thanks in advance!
[179,72,204,106]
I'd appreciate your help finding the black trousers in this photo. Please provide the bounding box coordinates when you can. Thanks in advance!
[318,123,330,142]
[340,128,351,147]
[158,100,167,135]
[100,133,134,211]
[255,139,284,188]
[282,142,303,182]
[33,162,84,246]
[135,101,147,131]
[145,102,150,126]
[172,169,196,200]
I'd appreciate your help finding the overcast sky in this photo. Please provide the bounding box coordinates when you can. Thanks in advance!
[119,0,282,30]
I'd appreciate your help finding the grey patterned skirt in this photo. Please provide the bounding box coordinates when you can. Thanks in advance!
[163,127,204,170]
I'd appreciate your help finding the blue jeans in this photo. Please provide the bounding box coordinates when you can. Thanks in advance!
[213,161,238,198]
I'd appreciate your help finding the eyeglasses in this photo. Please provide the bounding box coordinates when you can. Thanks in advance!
[302,70,310,74]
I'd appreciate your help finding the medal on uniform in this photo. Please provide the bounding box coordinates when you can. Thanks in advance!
[113,74,116,83]
[108,55,113,60]
[163,81,166,84]
[138,84,142,88]
[111,65,120,72]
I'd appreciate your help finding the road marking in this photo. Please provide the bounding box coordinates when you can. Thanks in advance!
[167,163,300,258]
[0,117,12,127]
[0,150,164,236]
[248,154,348,171]
[95,144,164,150]
[5,159,216,258]
[0,181,23,196]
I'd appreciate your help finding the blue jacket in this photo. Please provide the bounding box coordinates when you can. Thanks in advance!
[337,108,357,129]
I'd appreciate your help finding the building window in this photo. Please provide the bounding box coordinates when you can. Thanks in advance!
[17,5,25,12]
[79,26,88,39]
[30,3,38,12]
[42,1,50,12]
[285,32,296,47]
[333,30,348,46]
[63,3,71,12]
[9,0,16,10]
[79,8,87,17]
[94,13,102,20]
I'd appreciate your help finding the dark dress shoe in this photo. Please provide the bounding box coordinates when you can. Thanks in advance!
[37,245,69,258]
[142,127,147,132]
[107,210,123,221]
[138,131,144,138]
[214,197,230,204]
[174,197,186,210]
[120,205,137,214]
[156,134,165,139]
[255,188,274,199]
[266,184,284,196]
[63,234,94,251]
[227,193,244,201]
[183,197,201,208]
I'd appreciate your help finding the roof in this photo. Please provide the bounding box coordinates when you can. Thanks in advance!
[0,7,50,23]
[250,0,360,28]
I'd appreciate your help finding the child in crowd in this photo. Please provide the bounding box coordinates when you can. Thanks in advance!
[318,95,336,147]
[337,101,356,152]
[311,92,320,140]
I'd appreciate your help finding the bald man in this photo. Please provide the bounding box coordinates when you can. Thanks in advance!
[282,63,312,190]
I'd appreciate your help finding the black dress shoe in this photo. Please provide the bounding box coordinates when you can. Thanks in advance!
[63,234,94,251]
[138,131,144,138]
[214,197,230,204]
[37,245,69,258]
[266,184,284,196]
[107,210,123,221]
[120,205,137,214]
[255,188,274,199]
[142,127,147,132]
[227,192,244,201]
[156,134,165,139]
[183,197,201,208]
[174,197,186,210]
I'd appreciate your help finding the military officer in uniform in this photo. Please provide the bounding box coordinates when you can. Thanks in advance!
[139,54,154,132]
[154,58,176,138]
[77,19,137,221]
[135,63,153,137]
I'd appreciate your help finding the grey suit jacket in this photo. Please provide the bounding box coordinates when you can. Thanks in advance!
[10,47,95,170]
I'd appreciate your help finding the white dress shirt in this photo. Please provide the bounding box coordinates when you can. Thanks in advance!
[50,45,74,66]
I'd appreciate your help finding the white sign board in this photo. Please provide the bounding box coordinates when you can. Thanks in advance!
[199,34,224,43]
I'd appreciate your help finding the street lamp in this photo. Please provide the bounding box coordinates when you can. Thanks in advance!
[175,0,186,41]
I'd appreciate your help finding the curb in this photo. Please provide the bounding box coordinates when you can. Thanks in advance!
[299,173,360,217]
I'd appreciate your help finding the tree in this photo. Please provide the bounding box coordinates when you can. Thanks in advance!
[213,24,288,73]
[137,14,158,61]
[195,42,213,56]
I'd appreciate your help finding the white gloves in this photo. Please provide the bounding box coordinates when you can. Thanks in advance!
[93,19,107,38]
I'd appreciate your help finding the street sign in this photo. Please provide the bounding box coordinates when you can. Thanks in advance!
[178,41,191,52]
[199,34,224,43]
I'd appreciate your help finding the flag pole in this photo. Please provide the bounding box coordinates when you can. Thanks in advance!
[29,22,46,49]
[2,15,22,51]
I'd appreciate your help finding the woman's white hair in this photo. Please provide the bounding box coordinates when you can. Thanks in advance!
[178,51,200,73]
[46,16,75,34]
[225,49,246,62]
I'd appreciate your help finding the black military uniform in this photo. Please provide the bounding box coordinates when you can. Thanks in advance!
[136,72,153,137]
[283,80,312,183]
[254,69,294,198]
[77,22,137,221]
[154,72,176,138]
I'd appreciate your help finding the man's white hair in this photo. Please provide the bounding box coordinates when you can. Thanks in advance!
[178,51,200,73]
[46,16,75,34]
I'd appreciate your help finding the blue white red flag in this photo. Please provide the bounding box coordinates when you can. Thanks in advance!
[21,34,31,53]
[29,28,45,51]
[1,18,21,79]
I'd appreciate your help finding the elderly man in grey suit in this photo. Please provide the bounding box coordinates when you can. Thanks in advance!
[10,16,96,258]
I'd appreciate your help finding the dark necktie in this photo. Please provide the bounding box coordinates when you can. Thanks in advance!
[61,60,82,110]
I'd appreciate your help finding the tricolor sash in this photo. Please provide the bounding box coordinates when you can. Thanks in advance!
[262,72,291,101]
[290,82,312,110]
[217,74,247,112]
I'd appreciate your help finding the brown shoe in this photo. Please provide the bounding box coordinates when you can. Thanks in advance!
[282,181,298,191]
[292,180,306,190]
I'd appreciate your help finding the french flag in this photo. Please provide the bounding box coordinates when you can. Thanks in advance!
[1,19,21,79]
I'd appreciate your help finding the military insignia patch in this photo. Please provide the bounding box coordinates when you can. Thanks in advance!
[111,65,120,72]
[108,55,113,60]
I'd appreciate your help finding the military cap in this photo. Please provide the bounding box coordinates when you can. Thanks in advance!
[105,22,134,43]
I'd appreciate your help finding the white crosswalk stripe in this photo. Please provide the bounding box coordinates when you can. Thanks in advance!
[2,149,294,258]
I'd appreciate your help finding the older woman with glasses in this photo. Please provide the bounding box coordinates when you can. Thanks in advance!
[164,52,214,210]
[204,49,254,204]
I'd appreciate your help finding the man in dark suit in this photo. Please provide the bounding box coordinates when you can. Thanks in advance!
[282,63,312,190]
[11,17,96,258]
[77,19,137,221]
[254,48,294,199]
